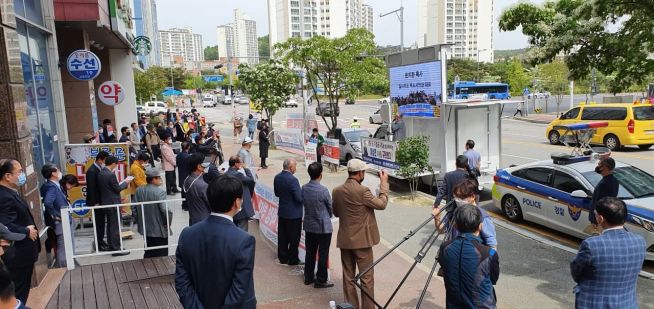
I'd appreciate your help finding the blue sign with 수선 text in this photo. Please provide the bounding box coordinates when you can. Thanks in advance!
[67,50,101,81]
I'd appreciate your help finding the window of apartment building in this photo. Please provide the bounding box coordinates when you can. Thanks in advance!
[292,16,300,22]
[292,32,301,37]
[291,9,300,15]
[292,24,300,30]
[304,8,311,15]
[305,16,311,22]
[291,0,299,7]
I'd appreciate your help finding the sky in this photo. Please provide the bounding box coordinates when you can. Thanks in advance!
[157,0,545,50]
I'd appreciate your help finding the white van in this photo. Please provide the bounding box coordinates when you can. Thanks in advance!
[143,101,167,114]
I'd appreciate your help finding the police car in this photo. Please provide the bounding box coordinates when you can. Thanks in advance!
[491,156,654,259]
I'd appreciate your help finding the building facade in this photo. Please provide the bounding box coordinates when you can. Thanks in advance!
[267,0,374,53]
[158,27,204,66]
[133,0,161,68]
[418,0,494,62]
[217,9,259,64]
[216,24,234,59]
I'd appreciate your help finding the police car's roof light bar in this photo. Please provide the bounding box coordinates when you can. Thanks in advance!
[551,122,611,165]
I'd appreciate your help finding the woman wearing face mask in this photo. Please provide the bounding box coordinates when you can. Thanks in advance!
[433,179,497,248]
[160,134,179,195]
[0,159,40,304]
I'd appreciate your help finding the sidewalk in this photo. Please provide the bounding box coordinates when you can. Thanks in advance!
[220,128,446,308]
[511,113,558,124]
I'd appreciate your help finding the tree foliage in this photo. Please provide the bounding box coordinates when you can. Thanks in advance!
[396,136,432,200]
[204,45,218,60]
[275,28,385,134]
[134,66,185,101]
[258,35,270,60]
[499,0,654,92]
[238,60,298,127]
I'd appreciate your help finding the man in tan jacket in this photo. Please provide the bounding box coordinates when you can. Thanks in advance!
[332,159,389,309]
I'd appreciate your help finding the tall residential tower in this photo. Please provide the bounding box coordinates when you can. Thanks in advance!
[158,27,204,66]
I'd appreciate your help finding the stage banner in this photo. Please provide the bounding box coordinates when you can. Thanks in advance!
[304,142,317,166]
[361,137,400,170]
[64,143,131,218]
[273,130,305,155]
[322,139,340,165]
[252,183,306,262]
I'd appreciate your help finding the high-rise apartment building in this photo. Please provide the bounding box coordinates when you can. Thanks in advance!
[268,0,373,53]
[158,27,204,66]
[133,0,161,68]
[217,9,259,64]
[418,0,494,62]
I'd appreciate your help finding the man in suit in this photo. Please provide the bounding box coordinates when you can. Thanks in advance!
[40,163,74,267]
[225,156,255,231]
[0,159,40,303]
[332,159,389,309]
[183,153,211,225]
[571,197,645,309]
[434,155,475,207]
[85,151,110,251]
[176,142,192,210]
[97,156,132,256]
[586,157,620,234]
[0,266,28,309]
[274,158,303,266]
[175,175,256,308]
[302,162,334,288]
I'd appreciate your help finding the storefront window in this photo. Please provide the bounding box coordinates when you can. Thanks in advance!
[17,20,60,180]
[13,0,43,26]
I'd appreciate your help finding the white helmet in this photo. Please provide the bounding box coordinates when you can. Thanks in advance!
[353,116,359,121]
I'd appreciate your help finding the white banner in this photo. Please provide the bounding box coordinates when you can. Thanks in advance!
[361,137,400,170]
[304,142,317,166]
[273,130,304,155]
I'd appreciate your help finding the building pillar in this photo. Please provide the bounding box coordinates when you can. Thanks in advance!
[56,28,97,143]
[109,49,138,131]
[0,1,48,285]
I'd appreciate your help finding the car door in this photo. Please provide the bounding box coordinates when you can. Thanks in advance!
[509,167,555,225]
[548,170,592,237]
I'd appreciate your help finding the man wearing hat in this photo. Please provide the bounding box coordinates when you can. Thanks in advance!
[0,223,26,258]
[350,117,361,128]
[332,159,389,309]
[239,137,256,173]
[135,168,173,258]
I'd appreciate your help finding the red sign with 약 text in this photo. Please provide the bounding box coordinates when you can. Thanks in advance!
[98,81,125,106]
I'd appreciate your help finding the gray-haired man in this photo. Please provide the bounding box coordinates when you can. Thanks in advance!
[274,158,303,266]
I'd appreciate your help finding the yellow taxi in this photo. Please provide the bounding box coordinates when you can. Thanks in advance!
[546,101,654,150]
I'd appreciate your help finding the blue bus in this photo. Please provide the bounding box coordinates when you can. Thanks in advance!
[448,81,510,100]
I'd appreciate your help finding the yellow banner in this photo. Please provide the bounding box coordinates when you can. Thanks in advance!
[64,143,131,218]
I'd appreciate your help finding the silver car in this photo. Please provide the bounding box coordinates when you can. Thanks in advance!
[339,129,371,162]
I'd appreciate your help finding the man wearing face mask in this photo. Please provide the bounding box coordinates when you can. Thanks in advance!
[0,159,40,304]
[225,156,255,231]
[40,164,77,267]
[136,168,173,258]
[183,153,211,225]
[332,159,389,309]
[97,156,132,256]
[586,157,619,234]
[86,151,110,251]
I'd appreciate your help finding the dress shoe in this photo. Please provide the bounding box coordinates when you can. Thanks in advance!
[112,251,130,257]
[98,244,111,252]
[288,261,305,266]
[304,279,315,285]
[314,281,334,288]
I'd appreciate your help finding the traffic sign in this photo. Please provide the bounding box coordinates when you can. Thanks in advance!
[133,36,152,56]
[97,81,125,106]
[523,87,530,96]
[67,50,101,81]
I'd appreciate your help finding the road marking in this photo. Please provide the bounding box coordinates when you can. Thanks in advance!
[502,154,541,161]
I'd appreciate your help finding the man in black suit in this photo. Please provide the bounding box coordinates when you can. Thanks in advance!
[175,175,256,308]
[0,159,41,303]
[224,156,255,231]
[97,156,132,256]
[434,155,477,207]
[85,151,110,251]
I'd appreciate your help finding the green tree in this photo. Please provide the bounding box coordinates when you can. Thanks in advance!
[499,0,654,92]
[396,136,432,200]
[500,59,531,96]
[538,60,570,113]
[448,59,481,83]
[258,35,270,59]
[146,66,186,89]
[204,45,218,60]
[238,60,298,128]
[275,28,385,134]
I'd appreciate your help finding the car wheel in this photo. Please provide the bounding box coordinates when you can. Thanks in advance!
[638,144,652,150]
[501,195,524,222]
[548,131,561,145]
[603,134,621,151]
[345,153,352,162]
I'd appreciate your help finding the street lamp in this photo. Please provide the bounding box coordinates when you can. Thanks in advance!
[380,6,404,51]
[476,49,487,82]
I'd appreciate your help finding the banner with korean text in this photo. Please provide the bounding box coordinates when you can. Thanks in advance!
[286,113,319,132]
[304,142,317,166]
[361,137,400,170]
[322,138,340,165]
[273,130,305,155]
[64,143,131,218]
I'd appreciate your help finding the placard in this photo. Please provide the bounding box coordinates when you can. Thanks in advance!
[361,137,400,170]
[67,50,101,81]
[286,113,319,132]
[322,138,340,165]
[304,142,317,166]
[273,130,304,155]
[64,143,131,218]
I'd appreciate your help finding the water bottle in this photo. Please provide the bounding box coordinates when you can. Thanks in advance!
[329,300,336,309]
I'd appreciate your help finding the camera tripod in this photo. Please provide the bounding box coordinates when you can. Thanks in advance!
[351,202,456,309]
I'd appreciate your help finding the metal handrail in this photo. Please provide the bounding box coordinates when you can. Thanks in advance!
[60,198,184,270]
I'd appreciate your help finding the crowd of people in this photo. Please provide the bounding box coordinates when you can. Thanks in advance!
[392,91,441,106]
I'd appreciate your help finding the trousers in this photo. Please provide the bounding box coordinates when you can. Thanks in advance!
[144,236,168,258]
[165,170,177,193]
[94,207,107,248]
[305,232,332,283]
[105,208,121,250]
[277,217,302,265]
[341,247,375,309]
[6,263,33,304]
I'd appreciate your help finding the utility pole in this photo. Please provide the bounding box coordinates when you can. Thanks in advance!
[380,5,404,51]
[569,80,574,110]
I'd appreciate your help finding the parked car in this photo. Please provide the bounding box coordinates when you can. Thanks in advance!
[222,96,232,105]
[238,95,250,105]
[315,102,340,117]
[143,101,167,114]
[283,98,298,108]
[338,129,371,162]
[492,156,654,260]
[345,98,355,105]
[369,109,383,124]
[546,102,654,150]
[216,94,225,104]
[378,97,390,104]
[136,105,146,117]
[527,92,551,99]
